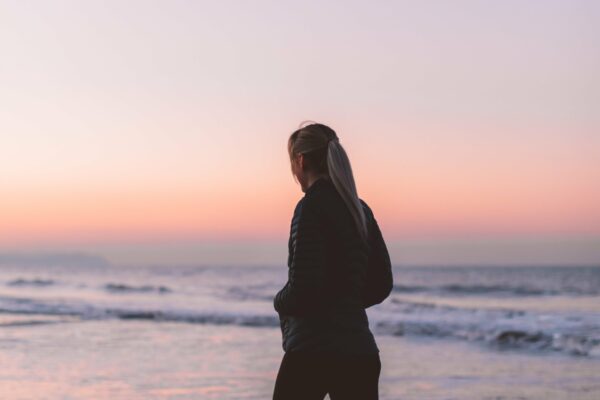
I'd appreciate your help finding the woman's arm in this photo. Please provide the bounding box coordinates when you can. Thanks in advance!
[362,206,394,308]
[273,198,327,317]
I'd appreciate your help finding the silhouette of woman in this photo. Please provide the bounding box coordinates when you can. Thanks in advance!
[273,122,394,400]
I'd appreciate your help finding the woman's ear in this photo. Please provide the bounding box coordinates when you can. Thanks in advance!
[298,153,305,170]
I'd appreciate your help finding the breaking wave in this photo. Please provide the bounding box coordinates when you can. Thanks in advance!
[1,293,599,358]
[392,283,598,297]
[103,283,172,294]
[7,278,56,287]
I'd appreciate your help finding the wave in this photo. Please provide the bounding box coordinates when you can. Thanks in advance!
[1,294,598,358]
[7,278,56,287]
[4,279,171,295]
[224,286,275,302]
[375,319,600,357]
[113,310,279,327]
[378,298,600,357]
[0,295,279,328]
[0,319,72,328]
[392,283,597,297]
[390,298,527,317]
[104,283,172,294]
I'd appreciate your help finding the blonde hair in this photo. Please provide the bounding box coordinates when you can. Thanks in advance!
[287,121,368,241]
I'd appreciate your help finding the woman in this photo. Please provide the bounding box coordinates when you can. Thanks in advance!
[273,122,394,400]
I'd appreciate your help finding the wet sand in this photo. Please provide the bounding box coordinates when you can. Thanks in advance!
[1,319,599,399]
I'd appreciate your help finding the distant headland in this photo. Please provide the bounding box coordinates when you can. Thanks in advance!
[0,252,111,267]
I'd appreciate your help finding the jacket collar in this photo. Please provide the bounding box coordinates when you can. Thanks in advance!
[305,176,330,196]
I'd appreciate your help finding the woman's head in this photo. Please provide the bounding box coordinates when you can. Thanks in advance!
[287,121,368,241]
[287,122,335,186]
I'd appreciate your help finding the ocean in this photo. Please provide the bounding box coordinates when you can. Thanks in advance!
[1,263,599,399]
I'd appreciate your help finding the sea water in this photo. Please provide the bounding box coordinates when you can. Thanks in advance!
[1,263,599,399]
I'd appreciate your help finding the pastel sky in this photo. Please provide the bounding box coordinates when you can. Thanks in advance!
[1,0,599,266]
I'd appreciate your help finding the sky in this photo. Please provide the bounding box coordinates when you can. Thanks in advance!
[1,0,599,266]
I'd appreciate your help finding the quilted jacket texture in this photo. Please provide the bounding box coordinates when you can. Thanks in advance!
[273,177,393,354]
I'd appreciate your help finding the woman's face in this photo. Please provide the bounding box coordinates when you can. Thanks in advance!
[291,153,307,191]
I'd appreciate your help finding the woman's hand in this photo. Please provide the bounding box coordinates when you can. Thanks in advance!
[273,198,327,317]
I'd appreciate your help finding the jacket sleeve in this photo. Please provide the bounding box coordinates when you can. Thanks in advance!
[274,198,327,317]
[363,206,394,308]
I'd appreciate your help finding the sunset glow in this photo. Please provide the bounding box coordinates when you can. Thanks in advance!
[1,1,598,265]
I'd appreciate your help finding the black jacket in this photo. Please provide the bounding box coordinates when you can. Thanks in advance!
[273,177,393,354]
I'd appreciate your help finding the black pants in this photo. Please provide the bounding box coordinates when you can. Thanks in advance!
[272,351,381,400]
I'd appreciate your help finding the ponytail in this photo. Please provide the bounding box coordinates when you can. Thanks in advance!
[288,123,369,242]
[326,139,369,242]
